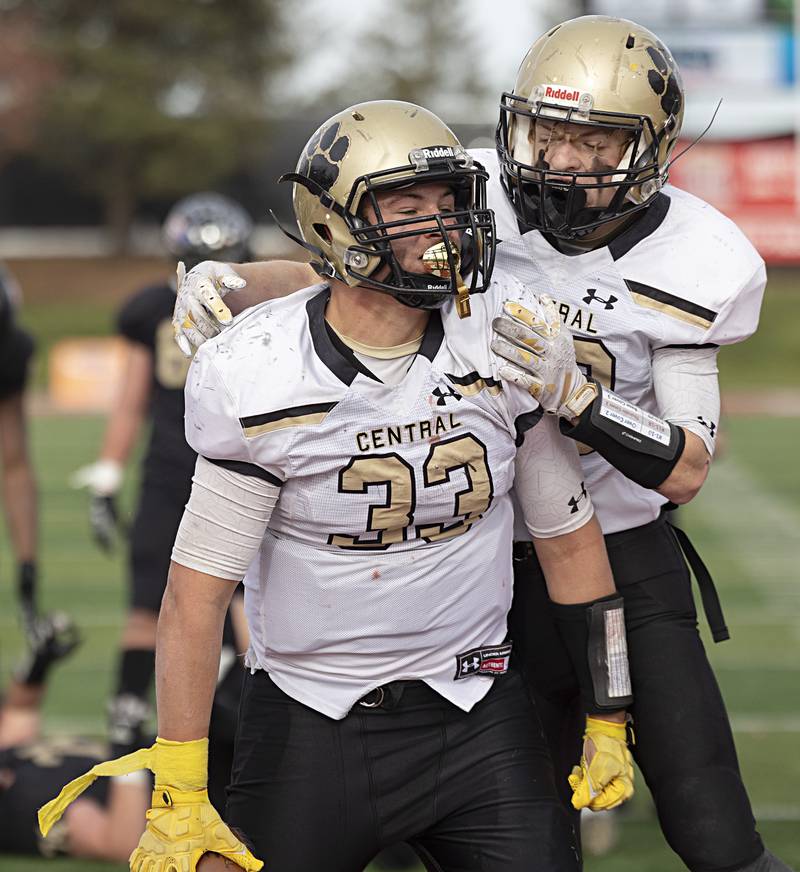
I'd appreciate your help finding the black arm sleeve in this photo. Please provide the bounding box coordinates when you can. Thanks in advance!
[559,380,685,489]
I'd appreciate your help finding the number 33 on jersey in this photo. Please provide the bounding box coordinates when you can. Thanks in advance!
[181,278,589,718]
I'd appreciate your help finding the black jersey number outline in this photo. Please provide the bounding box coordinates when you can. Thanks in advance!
[328,434,493,550]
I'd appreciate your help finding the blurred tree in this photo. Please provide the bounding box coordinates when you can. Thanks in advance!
[0,4,58,167]
[24,0,289,251]
[765,0,792,24]
[306,0,495,123]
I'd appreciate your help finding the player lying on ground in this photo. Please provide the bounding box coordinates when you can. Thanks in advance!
[0,613,145,862]
[171,16,793,872]
[1,601,248,863]
[39,100,634,872]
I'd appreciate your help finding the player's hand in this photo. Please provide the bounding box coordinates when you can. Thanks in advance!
[568,716,634,811]
[172,260,246,358]
[38,737,263,872]
[16,611,82,685]
[70,460,124,552]
[491,295,596,419]
[129,788,263,872]
[91,494,125,552]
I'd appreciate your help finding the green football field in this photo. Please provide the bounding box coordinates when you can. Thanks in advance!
[1,413,799,871]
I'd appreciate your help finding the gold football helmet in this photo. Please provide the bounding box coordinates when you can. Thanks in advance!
[496,15,685,239]
[280,100,495,311]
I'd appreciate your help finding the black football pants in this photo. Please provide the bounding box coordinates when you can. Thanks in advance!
[508,513,765,872]
[225,669,580,872]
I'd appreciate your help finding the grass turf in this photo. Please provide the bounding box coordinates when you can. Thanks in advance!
[0,414,798,870]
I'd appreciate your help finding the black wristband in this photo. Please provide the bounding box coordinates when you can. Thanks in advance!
[550,593,633,714]
[559,381,686,489]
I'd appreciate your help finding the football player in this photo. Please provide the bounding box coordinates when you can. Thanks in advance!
[0,265,79,661]
[71,193,253,764]
[0,265,40,632]
[0,613,242,863]
[488,17,792,872]
[167,17,793,872]
[39,101,636,872]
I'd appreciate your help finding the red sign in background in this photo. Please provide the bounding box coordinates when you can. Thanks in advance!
[668,138,800,264]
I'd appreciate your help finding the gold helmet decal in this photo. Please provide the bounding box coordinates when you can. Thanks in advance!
[280,100,496,313]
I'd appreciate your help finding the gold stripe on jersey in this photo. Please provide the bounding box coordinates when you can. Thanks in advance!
[446,370,503,397]
[240,401,338,438]
[625,279,718,331]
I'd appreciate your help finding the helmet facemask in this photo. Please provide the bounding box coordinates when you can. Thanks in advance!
[342,160,495,315]
[497,94,673,240]
[283,136,496,317]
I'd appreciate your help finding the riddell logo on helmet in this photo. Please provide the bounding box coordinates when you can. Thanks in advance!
[420,147,456,159]
[545,86,580,102]
[535,84,594,110]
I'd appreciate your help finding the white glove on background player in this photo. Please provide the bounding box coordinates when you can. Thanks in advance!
[172,260,246,357]
[491,295,597,419]
[70,460,124,552]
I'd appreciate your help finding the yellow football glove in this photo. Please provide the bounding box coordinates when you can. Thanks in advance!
[38,737,263,872]
[568,716,634,812]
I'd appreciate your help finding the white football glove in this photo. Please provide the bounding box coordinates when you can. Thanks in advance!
[70,460,125,552]
[491,294,597,419]
[172,260,246,357]
[70,459,123,497]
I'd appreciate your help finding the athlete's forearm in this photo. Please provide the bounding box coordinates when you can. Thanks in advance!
[535,515,630,718]
[98,342,152,465]
[657,429,710,504]
[0,679,43,748]
[155,563,239,741]
[534,514,615,605]
[224,259,317,315]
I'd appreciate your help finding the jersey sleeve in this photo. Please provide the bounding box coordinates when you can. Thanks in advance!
[652,345,720,456]
[184,344,286,486]
[641,196,767,350]
[702,260,766,347]
[513,414,593,538]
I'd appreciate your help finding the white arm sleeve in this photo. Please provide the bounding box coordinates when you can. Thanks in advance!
[652,345,720,456]
[171,456,279,581]
[514,415,594,539]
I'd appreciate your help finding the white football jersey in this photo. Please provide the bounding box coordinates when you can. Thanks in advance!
[471,148,766,535]
[184,274,592,719]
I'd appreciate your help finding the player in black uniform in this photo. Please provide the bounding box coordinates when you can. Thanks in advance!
[0,612,245,861]
[1,265,81,668]
[0,265,41,631]
[72,193,253,761]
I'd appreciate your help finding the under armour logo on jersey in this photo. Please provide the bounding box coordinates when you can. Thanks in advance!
[432,386,462,406]
[461,656,481,673]
[697,416,717,438]
[567,482,588,514]
[583,289,618,310]
[454,643,512,680]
